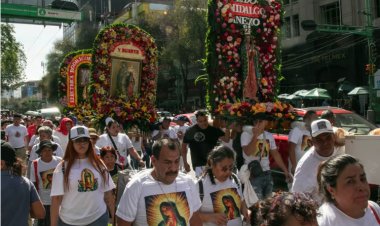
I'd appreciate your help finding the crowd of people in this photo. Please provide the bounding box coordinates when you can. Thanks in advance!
[1,109,380,226]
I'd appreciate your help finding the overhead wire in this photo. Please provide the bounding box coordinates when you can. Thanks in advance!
[282,37,368,70]
[282,33,356,65]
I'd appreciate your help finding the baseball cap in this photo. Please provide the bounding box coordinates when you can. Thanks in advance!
[36,140,58,155]
[70,125,90,140]
[105,117,115,126]
[311,119,334,137]
[1,141,16,164]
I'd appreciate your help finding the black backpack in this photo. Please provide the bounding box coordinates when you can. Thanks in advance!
[248,159,264,178]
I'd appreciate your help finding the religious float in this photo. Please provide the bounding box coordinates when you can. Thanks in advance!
[58,24,158,131]
[88,23,158,131]
[58,49,93,120]
[206,0,296,129]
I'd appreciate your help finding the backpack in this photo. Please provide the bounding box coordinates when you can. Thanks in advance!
[33,160,39,192]
[248,159,264,178]
[198,173,240,201]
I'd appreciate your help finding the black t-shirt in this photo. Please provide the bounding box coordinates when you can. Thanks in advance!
[183,124,225,167]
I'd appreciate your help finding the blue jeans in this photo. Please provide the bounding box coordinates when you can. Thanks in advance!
[58,211,108,226]
[249,171,273,200]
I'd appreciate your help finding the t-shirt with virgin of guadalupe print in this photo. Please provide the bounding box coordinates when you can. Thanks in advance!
[197,174,243,226]
[29,156,62,205]
[116,169,202,226]
[50,158,115,225]
[183,124,225,167]
[240,129,277,171]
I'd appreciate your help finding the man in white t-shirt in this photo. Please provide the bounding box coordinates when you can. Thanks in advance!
[30,139,62,226]
[292,119,338,205]
[241,119,291,200]
[5,114,28,160]
[152,117,178,140]
[288,110,318,174]
[117,138,202,226]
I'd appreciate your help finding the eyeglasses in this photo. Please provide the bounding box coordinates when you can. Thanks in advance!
[73,137,90,144]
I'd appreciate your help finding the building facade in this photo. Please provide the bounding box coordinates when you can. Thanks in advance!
[281,0,380,120]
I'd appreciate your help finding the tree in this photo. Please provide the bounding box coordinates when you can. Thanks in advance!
[137,0,207,110]
[40,38,75,102]
[1,23,26,91]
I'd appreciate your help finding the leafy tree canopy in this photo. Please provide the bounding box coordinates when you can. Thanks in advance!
[1,23,26,90]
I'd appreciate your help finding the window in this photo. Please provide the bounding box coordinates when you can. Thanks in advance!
[283,17,291,38]
[292,15,300,37]
[320,2,341,25]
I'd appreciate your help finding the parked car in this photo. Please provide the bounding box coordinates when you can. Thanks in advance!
[157,111,174,121]
[270,106,378,191]
[173,113,196,125]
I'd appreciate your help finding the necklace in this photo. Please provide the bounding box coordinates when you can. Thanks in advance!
[153,171,178,204]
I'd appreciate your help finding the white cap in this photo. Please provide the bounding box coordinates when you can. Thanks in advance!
[105,117,114,126]
[70,125,90,140]
[311,119,334,137]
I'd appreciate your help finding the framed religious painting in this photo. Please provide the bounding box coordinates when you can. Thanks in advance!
[110,57,142,99]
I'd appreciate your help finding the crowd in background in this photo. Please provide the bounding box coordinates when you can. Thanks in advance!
[1,109,380,226]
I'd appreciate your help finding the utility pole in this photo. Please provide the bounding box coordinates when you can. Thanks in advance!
[302,0,379,123]
[364,0,376,123]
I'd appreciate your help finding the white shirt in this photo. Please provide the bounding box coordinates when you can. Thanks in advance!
[29,141,64,161]
[116,170,202,226]
[288,124,311,170]
[291,147,338,204]
[51,158,115,225]
[240,128,277,171]
[5,124,28,148]
[54,130,68,152]
[30,135,62,150]
[318,201,380,226]
[198,175,243,226]
[173,125,190,141]
[30,156,62,205]
[96,133,134,166]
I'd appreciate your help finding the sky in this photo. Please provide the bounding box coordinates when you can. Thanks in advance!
[12,23,63,81]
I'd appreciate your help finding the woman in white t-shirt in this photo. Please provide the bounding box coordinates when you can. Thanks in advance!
[96,117,144,169]
[50,126,115,226]
[317,154,380,226]
[197,146,248,226]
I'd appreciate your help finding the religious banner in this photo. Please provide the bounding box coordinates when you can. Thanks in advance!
[58,49,92,111]
[89,23,158,131]
[206,0,295,126]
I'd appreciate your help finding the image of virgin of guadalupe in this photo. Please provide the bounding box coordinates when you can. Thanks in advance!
[116,62,136,99]
[221,195,240,220]
[158,201,186,226]
[116,61,129,96]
